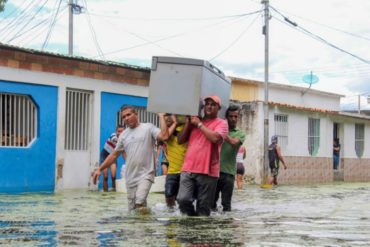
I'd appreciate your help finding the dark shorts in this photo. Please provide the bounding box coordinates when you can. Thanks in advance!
[165,173,181,198]
[100,149,110,163]
[236,163,245,175]
[270,161,280,177]
[161,154,169,167]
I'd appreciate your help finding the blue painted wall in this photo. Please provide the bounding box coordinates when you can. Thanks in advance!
[0,80,58,193]
[99,92,147,190]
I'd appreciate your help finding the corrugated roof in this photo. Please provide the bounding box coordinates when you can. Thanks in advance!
[230,76,344,98]
[0,42,150,72]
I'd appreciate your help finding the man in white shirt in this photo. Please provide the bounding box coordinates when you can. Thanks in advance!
[93,105,169,211]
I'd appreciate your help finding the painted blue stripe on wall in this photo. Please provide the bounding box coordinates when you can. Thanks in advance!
[99,92,147,190]
[0,80,58,193]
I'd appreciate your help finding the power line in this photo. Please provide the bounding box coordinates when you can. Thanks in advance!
[209,12,261,61]
[90,10,261,59]
[16,6,68,47]
[0,0,29,20]
[0,0,40,38]
[88,10,262,22]
[269,5,370,43]
[6,0,50,43]
[270,6,370,65]
[42,0,63,50]
[82,0,105,59]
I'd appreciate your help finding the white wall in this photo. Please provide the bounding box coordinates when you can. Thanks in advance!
[342,120,370,159]
[259,85,341,111]
[365,125,370,158]
[268,107,334,158]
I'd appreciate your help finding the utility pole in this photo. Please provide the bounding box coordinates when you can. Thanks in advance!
[262,0,270,184]
[358,94,361,114]
[68,0,73,55]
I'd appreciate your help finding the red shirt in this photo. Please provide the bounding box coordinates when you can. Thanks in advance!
[181,118,228,177]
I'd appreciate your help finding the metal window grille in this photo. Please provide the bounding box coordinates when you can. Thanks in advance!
[65,89,92,150]
[355,123,365,158]
[308,118,320,156]
[0,93,37,147]
[274,114,288,150]
[116,106,160,127]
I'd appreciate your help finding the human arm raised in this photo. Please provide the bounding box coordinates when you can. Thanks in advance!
[167,115,178,137]
[156,113,170,141]
[177,116,192,144]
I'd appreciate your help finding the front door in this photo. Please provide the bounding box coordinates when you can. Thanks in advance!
[333,122,342,169]
[63,88,93,189]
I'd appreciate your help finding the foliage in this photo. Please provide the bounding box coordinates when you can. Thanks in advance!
[0,0,7,12]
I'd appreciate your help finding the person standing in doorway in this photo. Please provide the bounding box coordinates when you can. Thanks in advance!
[268,135,287,185]
[213,104,245,212]
[177,95,228,216]
[100,125,124,192]
[93,105,169,212]
[333,138,341,170]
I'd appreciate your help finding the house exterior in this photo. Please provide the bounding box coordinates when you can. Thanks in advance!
[230,77,370,184]
[0,43,155,193]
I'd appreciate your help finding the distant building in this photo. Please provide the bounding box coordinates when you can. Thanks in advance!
[230,77,370,184]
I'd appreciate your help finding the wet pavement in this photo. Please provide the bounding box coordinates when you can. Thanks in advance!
[1,182,370,246]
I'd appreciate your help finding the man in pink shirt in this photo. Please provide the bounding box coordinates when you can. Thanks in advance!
[177,95,228,216]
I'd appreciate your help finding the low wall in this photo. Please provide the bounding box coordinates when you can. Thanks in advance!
[277,156,333,184]
[343,158,370,182]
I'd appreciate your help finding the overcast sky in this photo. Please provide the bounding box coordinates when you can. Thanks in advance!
[1,0,369,110]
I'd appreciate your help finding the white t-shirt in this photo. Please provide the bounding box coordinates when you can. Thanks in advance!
[115,123,160,188]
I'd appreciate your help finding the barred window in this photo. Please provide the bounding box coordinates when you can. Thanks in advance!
[65,89,92,150]
[355,123,365,158]
[308,118,320,156]
[0,93,37,147]
[117,106,159,127]
[274,114,288,150]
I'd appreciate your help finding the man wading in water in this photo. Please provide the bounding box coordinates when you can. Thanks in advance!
[93,105,169,212]
[176,95,228,216]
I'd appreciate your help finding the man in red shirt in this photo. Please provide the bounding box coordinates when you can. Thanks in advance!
[177,95,228,216]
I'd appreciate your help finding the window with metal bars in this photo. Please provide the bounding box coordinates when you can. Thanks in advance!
[116,106,160,127]
[308,118,320,156]
[64,89,92,151]
[274,114,288,150]
[355,123,365,158]
[0,93,37,147]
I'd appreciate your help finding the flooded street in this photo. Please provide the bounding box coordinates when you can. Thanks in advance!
[1,182,370,246]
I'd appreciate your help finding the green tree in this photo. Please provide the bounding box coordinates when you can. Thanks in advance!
[0,0,7,12]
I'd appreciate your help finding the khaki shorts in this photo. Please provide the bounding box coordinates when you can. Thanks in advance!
[126,178,153,211]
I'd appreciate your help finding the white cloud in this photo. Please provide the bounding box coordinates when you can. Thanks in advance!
[1,0,370,110]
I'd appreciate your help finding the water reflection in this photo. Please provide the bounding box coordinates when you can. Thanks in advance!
[0,183,370,246]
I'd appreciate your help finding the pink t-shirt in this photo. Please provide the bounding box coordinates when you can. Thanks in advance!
[181,118,228,177]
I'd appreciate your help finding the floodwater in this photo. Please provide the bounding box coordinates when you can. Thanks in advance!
[1,182,370,246]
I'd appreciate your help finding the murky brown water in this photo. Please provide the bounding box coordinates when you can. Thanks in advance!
[1,182,370,246]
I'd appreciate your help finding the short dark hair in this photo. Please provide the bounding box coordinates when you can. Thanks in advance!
[225,104,241,118]
[116,124,124,129]
[120,105,136,113]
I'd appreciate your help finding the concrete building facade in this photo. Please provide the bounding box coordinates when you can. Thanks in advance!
[231,77,370,184]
